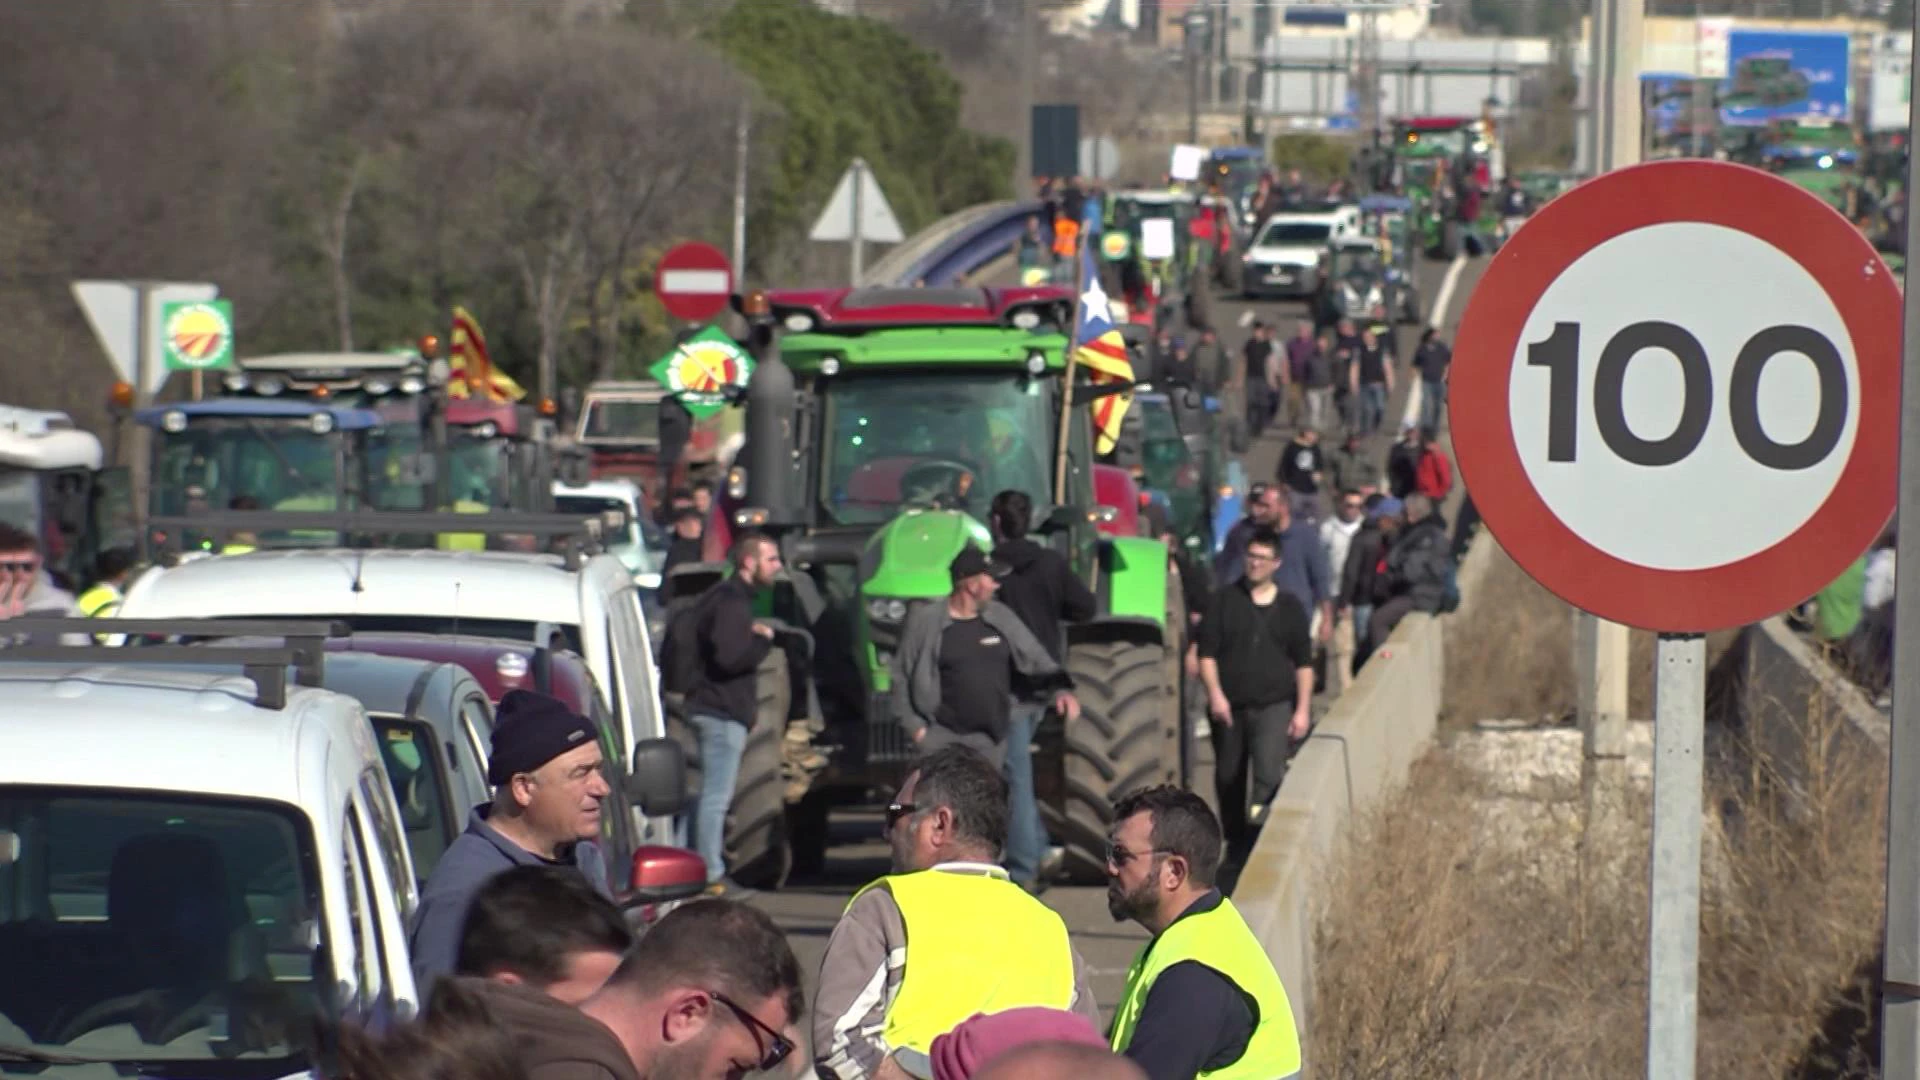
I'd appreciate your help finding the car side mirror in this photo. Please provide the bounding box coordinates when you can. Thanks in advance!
[623,845,708,909]
[626,737,691,818]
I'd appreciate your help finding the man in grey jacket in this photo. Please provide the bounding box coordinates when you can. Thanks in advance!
[891,546,1079,769]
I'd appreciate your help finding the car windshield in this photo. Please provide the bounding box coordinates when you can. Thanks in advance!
[1259,221,1331,246]
[578,397,660,445]
[1332,248,1385,277]
[818,371,1054,526]
[1400,127,1471,157]
[150,418,343,519]
[555,494,659,576]
[0,787,321,1075]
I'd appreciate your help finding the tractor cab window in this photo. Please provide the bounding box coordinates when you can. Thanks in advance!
[1330,246,1385,280]
[0,468,42,540]
[150,418,342,519]
[819,372,1054,527]
[1400,127,1471,158]
[579,398,659,444]
[447,436,513,509]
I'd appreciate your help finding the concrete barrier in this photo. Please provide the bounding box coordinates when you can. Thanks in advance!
[1231,523,1498,1066]
[1709,615,1887,813]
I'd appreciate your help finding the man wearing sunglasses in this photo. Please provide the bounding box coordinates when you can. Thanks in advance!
[1105,786,1300,1080]
[466,896,803,1080]
[815,746,1101,1080]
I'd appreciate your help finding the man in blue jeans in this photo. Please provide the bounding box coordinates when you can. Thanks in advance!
[684,530,784,895]
[989,491,1097,892]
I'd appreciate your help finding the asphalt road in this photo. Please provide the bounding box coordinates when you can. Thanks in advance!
[747,245,1491,1067]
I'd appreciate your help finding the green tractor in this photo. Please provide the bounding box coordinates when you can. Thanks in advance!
[1392,116,1504,258]
[688,285,1188,886]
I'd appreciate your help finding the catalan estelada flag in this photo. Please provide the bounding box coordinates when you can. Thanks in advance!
[1073,244,1133,455]
[448,306,527,403]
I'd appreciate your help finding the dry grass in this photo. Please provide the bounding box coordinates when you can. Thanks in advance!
[1443,544,1741,729]
[1311,646,1889,1077]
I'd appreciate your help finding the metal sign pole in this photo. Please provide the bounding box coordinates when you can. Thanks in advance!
[1647,631,1705,1079]
[1879,23,1920,1074]
[851,159,865,287]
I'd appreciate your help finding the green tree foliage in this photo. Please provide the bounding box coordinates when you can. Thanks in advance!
[709,0,1013,279]
[1269,134,1354,183]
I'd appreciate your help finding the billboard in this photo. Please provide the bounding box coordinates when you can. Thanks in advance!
[1870,32,1911,133]
[1718,29,1850,126]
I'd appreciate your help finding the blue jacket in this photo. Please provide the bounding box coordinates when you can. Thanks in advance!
[1214,518,1332,614]
[407,805,612,993]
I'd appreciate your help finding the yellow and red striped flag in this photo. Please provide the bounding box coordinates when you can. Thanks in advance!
[448,306,526,403]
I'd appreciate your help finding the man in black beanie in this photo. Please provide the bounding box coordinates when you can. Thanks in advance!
[409,689,613,993]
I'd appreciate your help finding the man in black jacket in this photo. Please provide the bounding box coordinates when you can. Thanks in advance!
[1368,493,1451,653]
[1340,495,1402,671]
[1197,527,1314,857]
[686,530,782,894]
[990,490,1098,889]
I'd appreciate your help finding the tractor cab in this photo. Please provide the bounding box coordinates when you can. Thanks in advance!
[575,380,740,517]
[135,399,385,552]
[440,398,581,514]
[0,405,131,591]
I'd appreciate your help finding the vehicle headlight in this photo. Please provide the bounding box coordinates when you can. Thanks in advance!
[310,412,336,435]
[1365,286,1384,309]
[161,409,188,434]
[364,377,394,396]
[472,420,499,440]
[399,374,426,394]
[866,597,908,622]
[223,373,250,393]
[253,375,287,396]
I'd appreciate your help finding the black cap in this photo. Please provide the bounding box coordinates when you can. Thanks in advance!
[487,690,600,785]
[950,546,1009,584]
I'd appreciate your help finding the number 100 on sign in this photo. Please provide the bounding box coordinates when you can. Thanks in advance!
[1450,160,1899,632]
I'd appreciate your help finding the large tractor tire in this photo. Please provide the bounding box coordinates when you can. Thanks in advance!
[724,650,793,889]
[1050,638,1181,884]
[1437,221,1462,260]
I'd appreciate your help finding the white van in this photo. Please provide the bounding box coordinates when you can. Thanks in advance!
[0,619,419,1074]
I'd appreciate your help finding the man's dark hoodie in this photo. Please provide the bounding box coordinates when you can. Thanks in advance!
[1340,518,1391,609]
[992,536,1097,698]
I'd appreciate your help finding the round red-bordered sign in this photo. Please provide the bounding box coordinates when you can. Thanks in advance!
[656,241,734,323]
[1451,159,1899,632]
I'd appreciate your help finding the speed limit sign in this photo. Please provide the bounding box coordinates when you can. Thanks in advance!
[1452,159,1900,632]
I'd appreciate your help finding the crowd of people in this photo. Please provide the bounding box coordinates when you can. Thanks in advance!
[318,682,1297,1079]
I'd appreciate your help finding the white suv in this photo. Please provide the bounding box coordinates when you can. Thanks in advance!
[1241,205,1362,299]
[117,511,674,844]
[0,619,420,1071]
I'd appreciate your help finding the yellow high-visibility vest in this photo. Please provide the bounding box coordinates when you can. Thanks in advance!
[848,866,1076,1056]
[436,499,491,551]
[1109,897,1301,1080]
[77,583,121,619]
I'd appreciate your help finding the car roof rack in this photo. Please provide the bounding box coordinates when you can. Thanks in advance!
[0,618,349,710]
[148,510,610,569]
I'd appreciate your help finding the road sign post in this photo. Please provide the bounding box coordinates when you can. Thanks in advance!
[810,158,904,286]
[1451,159,1901,1080]
[1882,30,1920,1076]
[655,242,735,325]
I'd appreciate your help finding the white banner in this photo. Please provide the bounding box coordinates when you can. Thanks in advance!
[1871,32,1912,134]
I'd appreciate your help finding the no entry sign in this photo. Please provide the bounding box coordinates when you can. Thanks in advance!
[1451,159,1900,632]
[655,242,734,323]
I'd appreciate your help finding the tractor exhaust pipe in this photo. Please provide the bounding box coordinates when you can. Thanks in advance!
[741,301,799,529]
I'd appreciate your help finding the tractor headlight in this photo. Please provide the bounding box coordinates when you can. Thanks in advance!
[161,410,188,434]
[310,412,336,435]
[253,375,287,397]
[866,597,908,622]
[364,377,394,396]
[223,373,250,393]
[820,356,842,377]
[471,421,499,440]
[399,374,427,394]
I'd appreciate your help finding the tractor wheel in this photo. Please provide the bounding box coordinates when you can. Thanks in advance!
[725,650,793,890]
[1439,222,1462,260]
[1051,638,1181,884]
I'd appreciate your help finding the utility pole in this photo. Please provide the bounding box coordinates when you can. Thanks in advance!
[731,99,749,282]
[1017,0,1037,193]
[1186,10,1205,143]
[1357,7,1382,148]
[1881,10,1920,1073]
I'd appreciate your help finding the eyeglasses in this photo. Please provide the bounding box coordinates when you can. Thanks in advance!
[711,990,794,1072]
[885,801,917,830]
[1105,842,1175,868]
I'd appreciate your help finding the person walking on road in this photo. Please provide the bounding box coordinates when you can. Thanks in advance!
[1323,430,1375,498]
[1413,328,1452,433]
[1212,483,1280,588]
[1414,426,1455,503]
[814,747,1103,1080]
[1367,493,1453,653]
[1198,527,1314,855]
[410,690,613,991]
[1350,326,1394,434]
[1240,323,1277,438]
[892,546,1079,769]
[1385,421,1422,498]
[1281,321,1318,430]
[1318,489,1367,696]
[1276,428,1326,524]
[990,490,1096,891]
[685,530,784,895]
[1106,786,1302,1080]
